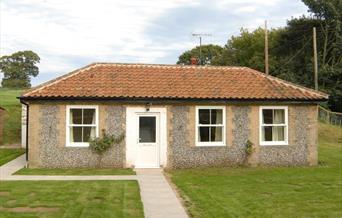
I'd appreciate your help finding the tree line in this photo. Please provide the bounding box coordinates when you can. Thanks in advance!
[177,0,341,112]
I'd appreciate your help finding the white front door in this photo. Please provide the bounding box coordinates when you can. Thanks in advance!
[135,113,159,168]
[126,107,167,168]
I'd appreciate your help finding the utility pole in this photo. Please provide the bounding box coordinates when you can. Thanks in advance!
[192,33,211,65]
[264,20,269,75]
[313,27,318,90]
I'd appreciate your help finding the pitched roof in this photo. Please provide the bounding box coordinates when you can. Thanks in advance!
[21,63,328,101]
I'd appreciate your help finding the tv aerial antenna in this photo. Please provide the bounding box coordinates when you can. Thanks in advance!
[192,33,212,65]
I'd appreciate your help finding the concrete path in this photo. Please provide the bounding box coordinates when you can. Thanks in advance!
[1,156,189,218]
[136,169,188,218]
[0,154,26,179]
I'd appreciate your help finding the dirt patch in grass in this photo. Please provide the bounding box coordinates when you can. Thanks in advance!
[0,191,10,196]
[0,144,21,148]
[6,200,16,204]
[0,206,59,213]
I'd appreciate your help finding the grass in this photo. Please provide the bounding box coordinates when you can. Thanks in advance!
[0,88,25,145]
[169,123,342,218]
[0,180,144,218]
[0,148,25,166]
[15,167,136,175]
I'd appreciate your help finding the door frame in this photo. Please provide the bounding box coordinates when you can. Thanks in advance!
[126,107,167,168]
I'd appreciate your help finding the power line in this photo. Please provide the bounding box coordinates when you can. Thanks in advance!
[280,35,313,66]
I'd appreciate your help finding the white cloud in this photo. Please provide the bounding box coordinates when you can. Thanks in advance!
[0,0,308,85]
[1,0,196,57]
[235,6,257,13]
[215,0,282,8]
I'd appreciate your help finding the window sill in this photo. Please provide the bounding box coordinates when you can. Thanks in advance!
[65,143,90,148]
[260,142,288,146]
[195,143,226,147]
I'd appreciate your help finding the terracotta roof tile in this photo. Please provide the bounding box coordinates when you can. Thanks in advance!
[22,63,328,101]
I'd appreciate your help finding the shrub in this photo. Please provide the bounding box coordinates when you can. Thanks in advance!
[89,129,125,155]
[245,140,254,156]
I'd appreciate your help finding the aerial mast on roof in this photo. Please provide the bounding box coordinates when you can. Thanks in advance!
[192,33,212,65]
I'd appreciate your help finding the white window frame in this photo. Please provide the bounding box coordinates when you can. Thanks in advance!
[195,106,226,146]
[66,105,99,147]
[259,106,288,146]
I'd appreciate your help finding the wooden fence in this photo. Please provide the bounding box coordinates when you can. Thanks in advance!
[318,106,342,127]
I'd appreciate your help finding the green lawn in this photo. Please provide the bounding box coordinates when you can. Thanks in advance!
[169,123,342,218]
[0,180,144,218]
[0,148,25,166]
[15,167,136,175]
[0,88,25,145]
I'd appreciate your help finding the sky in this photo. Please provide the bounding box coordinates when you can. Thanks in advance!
[0,0,309,86]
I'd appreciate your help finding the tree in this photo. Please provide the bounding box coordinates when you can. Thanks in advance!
[177,44,226,65]
[222,27,282,72]
[175,0,342,111]
[272,0,341,111]
[301,0,342,111]
[0,51,40,88]
[272,17,321,86]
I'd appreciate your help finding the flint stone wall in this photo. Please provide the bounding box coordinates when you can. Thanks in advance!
[168,105,316,168]
[258,106,313,166]
[168,106,250,168]
[37,105,125,168]
[30,103,317,168]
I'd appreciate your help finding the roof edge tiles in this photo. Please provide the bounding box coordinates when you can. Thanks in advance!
[21,62,329,101]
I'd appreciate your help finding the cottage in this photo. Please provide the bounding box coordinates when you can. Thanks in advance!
[19,63,328,168]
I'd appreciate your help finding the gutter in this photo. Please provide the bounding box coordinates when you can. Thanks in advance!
[18,96,329,104]
[20,100,29,167]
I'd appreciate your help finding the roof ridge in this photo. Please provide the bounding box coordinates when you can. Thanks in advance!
[245,68,328,98]
[93,62,246,70]
[23,63,98,97]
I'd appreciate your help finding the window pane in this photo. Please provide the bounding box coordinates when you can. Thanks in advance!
[199,109,210,124]
[139,116,156,143]
[70,127,82,142]
[199,127,210,142]
[262,126,273,141]
[263,109,273,124]
[211,127,222,142]
[272,126,285,141]
[83,127,96,142]
[83,109,95,124]
[274,109,285,124]
[70,109,82,124]
[211,109,223,124]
